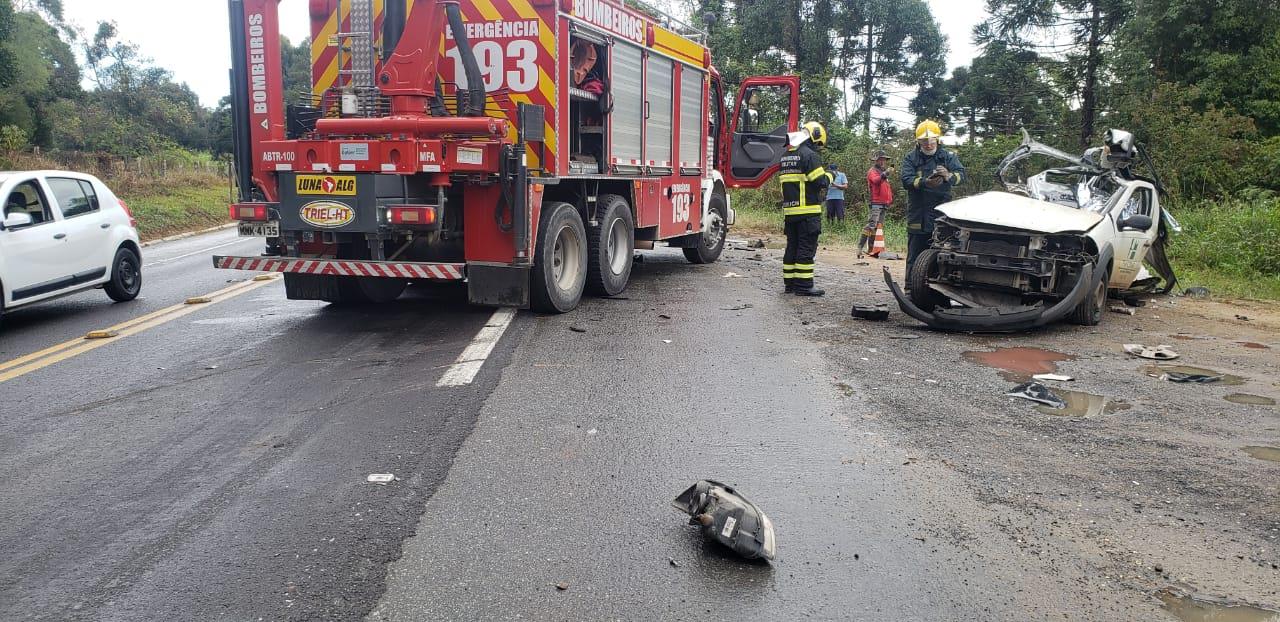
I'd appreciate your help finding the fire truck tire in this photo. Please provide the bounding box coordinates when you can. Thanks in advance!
[586,194,634,296]
[683,192,728,264]
[531,201,587,313]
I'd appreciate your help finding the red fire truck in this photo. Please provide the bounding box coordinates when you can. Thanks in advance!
[218,0,800,312]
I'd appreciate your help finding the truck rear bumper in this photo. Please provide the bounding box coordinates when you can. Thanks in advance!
[213,256,465,280]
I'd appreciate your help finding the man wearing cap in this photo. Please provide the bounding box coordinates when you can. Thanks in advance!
[859,150,893,257]
[901,120,965,278]
[824,163,849,225]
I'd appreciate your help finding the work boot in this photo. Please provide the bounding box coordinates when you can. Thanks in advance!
[794,287,825,297]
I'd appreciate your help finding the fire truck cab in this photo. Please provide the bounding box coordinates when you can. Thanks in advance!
[219,0,799,312]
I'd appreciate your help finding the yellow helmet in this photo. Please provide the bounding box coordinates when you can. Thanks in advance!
[915,120,943,140]
[803,121,828,146]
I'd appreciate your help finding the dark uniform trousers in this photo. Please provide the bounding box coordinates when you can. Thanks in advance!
[783,215,821,290]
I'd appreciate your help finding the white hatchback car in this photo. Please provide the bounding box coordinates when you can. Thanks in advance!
[1,171,142,327]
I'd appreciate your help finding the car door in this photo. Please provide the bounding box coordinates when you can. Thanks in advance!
[1,178,71,304]
[720,76,801,188]
[1110,184,1158,287]
[43,176,112,284]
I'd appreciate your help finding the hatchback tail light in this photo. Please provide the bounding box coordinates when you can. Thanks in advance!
[119,199,137,227]
[388,205,438,226]
[230,203,271,222]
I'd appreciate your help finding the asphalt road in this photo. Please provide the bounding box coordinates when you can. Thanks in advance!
[1,229,1275,621]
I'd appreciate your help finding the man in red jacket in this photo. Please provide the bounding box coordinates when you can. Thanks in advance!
[859,149,893,257]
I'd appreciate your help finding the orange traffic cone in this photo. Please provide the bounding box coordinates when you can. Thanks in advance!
[869,224,885,258]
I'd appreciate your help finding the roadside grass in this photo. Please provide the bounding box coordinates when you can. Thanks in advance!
[121,175,232,241]
[730,187,1280,302]
[729,188,909,252]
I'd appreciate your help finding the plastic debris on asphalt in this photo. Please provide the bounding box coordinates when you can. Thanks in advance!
[851,304,890,321]
[84,330,119,340]
[1033,373,1074,382]
[672,480,776,561]
[367,474,395,484]
[1162,371,1223,384]
[1110,306,1136,316]
[1005,381,1067,409]
[1123,343,1179,360]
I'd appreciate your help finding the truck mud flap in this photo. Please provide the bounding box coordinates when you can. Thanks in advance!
[467,263,530,308]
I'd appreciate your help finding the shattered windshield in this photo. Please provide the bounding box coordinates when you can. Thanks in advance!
[998,130,1116,213]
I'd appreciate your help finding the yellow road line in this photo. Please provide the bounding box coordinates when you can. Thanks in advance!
[0,277,278,384]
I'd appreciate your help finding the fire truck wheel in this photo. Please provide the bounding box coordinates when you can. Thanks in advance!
[586,194,634,296]
[531,201,587,313]
[683,192,728,264]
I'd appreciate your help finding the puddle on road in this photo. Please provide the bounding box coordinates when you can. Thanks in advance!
[1140,364,1247,386]
[1240,342,1271,349]
[1242,446,1280,463]
[964,347,1075,381]
[1033,388,1130,418]
[1157,588,1280,622]
[1226,394,1278,406]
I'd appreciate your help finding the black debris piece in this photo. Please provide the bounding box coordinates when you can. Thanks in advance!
[1005,381,1067,409]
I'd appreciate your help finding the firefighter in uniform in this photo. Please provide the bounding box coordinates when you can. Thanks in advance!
[779,121,831,296]
[902,119,965,279]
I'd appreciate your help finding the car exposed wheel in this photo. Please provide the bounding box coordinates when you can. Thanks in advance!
[104,246,142,302]
[586,194,634,296]
[531,201,587,313]
[683,192,728,264]
[908,248,949,311]
[1071,265,1108,326]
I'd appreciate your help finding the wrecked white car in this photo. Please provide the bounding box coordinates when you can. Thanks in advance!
[885,129,1181,332]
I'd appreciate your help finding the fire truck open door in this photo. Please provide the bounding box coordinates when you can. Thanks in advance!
[721,76,801,188]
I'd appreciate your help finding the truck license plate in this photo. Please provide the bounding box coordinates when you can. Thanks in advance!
[238,221,280,237]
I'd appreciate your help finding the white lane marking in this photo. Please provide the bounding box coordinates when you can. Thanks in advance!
[143,238,252,267]
[436,308,518,387]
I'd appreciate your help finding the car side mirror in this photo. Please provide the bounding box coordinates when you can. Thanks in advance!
[1118,213,1153,231]
[2,212,33,230]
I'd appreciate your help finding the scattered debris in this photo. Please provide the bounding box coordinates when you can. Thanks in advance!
[587,428,598,435]
[1162,371,1223,384]
[721,303,754,311]
[1124,343,1179,360]
[851,304,890,321]
[1110,306,1136,316]
[1182,287,1211,299]
[668,557,681,567]
[1236,314,1252,321]
[1122,297,1147,307]
[879,251,902,260]
[205,365,219,370]
[1033,373,1074,382]
[554,582,570,591]
[748,239,767,249]
[658,314,672,320]
[367,474,395,484]
[84,330,118,340]
[672,480,776,561]
[185,296,213,304]
[1005,381,1067,409]
[252,274,278,282]
[569,326,587,333]
[662,339,672,344]
[722,272,744,278]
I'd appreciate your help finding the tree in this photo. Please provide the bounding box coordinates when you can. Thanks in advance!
[844,0,945,134]
[979,0,1130,147]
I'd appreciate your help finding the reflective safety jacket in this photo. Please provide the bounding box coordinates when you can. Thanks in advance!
[779,142,830,217]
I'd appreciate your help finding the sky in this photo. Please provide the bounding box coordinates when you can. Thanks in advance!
[58,0,986,119]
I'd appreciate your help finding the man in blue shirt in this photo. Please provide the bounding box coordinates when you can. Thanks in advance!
[825,163,849,224]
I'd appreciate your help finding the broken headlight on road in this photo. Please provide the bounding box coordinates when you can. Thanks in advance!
[672,480,776,561]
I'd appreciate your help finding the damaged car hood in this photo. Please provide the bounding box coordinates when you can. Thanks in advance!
[937,192,1104,234]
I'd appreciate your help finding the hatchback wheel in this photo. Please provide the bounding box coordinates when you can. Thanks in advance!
[105,247,142,302]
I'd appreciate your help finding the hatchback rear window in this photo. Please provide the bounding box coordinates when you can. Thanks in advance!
[47,177,99,218]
